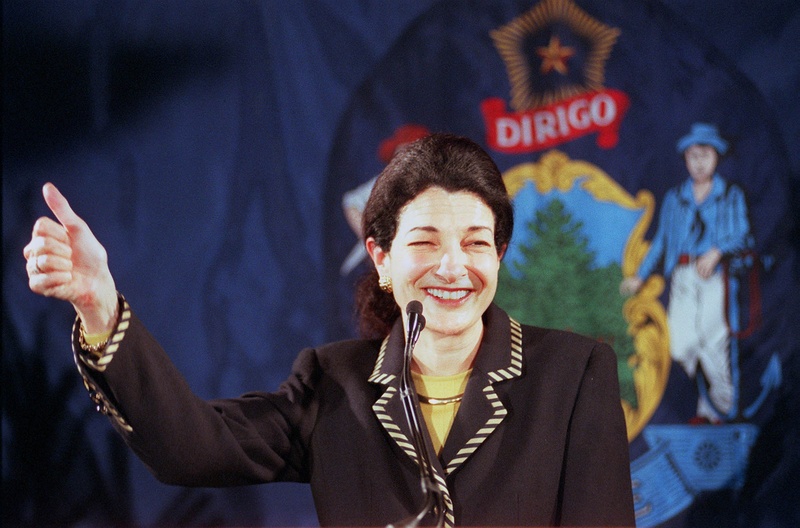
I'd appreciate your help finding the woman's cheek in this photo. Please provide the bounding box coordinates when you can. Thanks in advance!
[410,252,437,269]
[395,255,430,284]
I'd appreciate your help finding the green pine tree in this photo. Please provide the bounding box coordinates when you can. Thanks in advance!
[496,198,637,408]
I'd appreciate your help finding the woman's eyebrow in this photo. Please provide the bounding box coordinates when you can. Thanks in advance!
[406,225,493,234]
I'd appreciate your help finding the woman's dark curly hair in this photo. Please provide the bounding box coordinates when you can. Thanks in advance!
[355,133,514,338]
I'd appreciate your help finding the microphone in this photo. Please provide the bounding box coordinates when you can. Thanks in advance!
[405,300,426,349]
[387,301,445,528]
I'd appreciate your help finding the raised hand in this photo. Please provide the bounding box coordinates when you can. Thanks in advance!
[24,183,118,333]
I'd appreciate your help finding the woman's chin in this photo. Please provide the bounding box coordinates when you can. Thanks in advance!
[422,312,480,338]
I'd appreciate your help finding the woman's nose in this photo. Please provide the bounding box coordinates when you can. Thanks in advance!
[435,248,467,282]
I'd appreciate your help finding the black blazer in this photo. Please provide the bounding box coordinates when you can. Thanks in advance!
[75,300,635,527]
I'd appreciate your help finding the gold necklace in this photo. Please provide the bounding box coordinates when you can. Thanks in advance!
[417,393,464,405]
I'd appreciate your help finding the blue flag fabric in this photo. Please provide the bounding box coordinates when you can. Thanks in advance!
[3,1,799,526]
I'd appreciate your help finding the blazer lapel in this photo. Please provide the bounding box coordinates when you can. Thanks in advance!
[367,305,523,528]
[368,320,418,462]
[368,319,456,527]
[439,305,524,476]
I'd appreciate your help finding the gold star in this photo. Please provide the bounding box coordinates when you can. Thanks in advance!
[536,35,575,75]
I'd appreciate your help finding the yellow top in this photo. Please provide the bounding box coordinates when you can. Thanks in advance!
[412,369,472,454]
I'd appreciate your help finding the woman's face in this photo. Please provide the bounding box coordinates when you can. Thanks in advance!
[367,186,502,339]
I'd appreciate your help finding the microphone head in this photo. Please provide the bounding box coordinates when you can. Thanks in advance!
[405,300,425,331]
[406,300,423,316]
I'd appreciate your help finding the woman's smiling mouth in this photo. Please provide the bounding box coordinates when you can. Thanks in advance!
[426,288,471,301]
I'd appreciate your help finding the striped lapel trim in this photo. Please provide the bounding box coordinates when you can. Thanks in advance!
[444,317,522,476]
[371,379,457,528]
[367,335,395,384]
[444,385,508,475]
[372,386,418,463]
[367,315,522,528]
[368,335,456,528]
[487,317,523,382]
[434,471,456,528]
[369,335,411,462]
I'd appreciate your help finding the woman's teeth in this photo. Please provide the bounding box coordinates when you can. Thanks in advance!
[427,288,468,300]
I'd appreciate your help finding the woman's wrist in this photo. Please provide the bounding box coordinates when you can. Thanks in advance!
[74,292,128,368]
[74,285,119,335]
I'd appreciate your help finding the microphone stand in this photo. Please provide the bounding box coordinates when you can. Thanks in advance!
[387,302,446,528]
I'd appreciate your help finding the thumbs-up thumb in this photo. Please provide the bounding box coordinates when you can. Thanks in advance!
[42,182,86,234]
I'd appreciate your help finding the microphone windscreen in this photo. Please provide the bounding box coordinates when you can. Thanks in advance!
[406,300,423,315]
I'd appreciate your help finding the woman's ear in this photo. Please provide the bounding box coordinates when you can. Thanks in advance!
[365,237,390,272]
[497,243,507,260]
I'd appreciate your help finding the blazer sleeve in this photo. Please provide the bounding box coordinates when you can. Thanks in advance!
[73,302,319,487]
[559,342,636,527]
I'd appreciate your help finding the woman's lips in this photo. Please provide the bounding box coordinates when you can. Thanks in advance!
[425,288,471,301]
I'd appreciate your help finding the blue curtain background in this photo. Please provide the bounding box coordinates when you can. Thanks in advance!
[3,1,798,527]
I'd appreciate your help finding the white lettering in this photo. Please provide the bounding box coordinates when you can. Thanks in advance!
[521,114,533,146]
[556,106,569,136]
[488,92,620,149]
[496,118,520,148]
[568,99,590,130]
[534,111,557,143]
[590,93,616,126]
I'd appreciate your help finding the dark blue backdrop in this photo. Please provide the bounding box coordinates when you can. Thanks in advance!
[3,1,799,527]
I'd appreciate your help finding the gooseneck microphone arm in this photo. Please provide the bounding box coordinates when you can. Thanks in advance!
[387,301,446,528]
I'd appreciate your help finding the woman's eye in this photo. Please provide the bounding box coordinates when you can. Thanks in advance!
[467,240,492,247]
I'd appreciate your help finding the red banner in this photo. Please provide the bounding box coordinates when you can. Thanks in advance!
[481,89,630,153]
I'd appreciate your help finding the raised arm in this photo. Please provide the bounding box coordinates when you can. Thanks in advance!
[23,183,313,486]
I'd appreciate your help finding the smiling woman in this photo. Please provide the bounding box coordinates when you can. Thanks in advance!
[356,134,514,342]
[24,133,635,527]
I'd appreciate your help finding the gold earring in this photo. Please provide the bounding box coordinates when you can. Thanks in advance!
[378,275,393,293]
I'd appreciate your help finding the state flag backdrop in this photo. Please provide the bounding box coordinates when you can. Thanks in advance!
[3,1,798,527]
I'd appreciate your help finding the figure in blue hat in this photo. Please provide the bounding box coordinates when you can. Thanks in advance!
[621,123,752,422]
